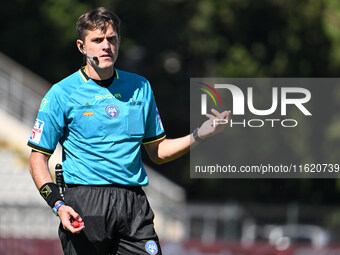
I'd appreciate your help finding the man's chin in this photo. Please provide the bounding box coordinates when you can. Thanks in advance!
[98,62,115,70]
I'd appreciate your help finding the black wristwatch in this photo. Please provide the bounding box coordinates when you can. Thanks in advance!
[193,127,203,143]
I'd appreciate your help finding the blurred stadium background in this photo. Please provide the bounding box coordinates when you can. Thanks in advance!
[2,0,340,254]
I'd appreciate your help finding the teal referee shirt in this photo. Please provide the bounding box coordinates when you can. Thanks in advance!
[27,68,166,186]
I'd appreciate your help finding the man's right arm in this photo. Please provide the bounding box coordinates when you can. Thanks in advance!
[29,151,53,188]
[29,151,84,233]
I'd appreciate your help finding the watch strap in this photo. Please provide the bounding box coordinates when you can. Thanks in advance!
[193,127,203,143]
[52,201,65,216]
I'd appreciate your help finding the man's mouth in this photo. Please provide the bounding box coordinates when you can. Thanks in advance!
[100,54,112,59]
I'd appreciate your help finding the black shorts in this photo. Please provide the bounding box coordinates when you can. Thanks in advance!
[58,184,162,255]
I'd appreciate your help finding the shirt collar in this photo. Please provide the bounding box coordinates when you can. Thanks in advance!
[79,66,119,88]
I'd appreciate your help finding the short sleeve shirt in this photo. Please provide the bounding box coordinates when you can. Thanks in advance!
[27,69,166,186]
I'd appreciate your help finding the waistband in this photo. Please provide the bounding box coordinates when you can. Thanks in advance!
[65,183,143,191]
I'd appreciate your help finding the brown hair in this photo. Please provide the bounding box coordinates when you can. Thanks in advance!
[76,7,121,41]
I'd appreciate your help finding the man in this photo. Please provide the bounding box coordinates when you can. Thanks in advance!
[28,7,229,255]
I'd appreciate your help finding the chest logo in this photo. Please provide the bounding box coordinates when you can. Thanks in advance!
[105,104,119,118]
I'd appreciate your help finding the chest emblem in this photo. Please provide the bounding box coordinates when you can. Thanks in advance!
[105,104,120,118]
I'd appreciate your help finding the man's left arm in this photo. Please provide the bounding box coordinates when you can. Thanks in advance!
[144,109,230,165]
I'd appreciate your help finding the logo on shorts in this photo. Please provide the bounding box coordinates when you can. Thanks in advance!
[145,240,158,255]
[105,104,119,118]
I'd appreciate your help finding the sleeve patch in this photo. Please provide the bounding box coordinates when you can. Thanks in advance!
[29,119,45,144]
[156,107,164,131]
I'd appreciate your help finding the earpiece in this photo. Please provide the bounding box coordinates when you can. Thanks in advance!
[79,42,98,62]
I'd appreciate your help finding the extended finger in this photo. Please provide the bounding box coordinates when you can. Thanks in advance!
[211,109,222,119]
[205,113,216,120]
[221,110,231,120]
[226,110,231,120]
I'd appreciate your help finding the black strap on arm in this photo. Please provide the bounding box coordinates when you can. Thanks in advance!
[39,182,64,208]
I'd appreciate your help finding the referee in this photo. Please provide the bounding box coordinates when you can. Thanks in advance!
[28,7,229,255]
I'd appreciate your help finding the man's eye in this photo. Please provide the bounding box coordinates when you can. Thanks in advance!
[108,37,118,43]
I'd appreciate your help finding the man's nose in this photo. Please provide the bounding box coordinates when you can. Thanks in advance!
[102,39,110,49]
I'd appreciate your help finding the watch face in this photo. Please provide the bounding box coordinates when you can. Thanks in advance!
[52,208,58,216]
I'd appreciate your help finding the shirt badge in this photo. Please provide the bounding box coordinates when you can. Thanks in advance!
[83,112,94,117]
[105,104,119,118]
[29,119,45,144]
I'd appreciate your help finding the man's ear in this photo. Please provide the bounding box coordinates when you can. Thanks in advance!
[77,40,85,54]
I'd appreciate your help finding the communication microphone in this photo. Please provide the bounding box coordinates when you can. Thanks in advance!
[80,44,98,61]
[88,55,99,61]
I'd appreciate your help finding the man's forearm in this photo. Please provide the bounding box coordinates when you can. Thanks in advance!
[29,151,53,189]
[157,134,199,163]
[145,133,200,165]
[145,110,230,165]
